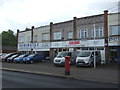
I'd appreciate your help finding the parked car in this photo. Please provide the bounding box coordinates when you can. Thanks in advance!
[13,54,29,63]
[53,51,79,66]
[22,53,45,64]
[0,53,7,61]
[76,50,101,67]
[2,53,18,62]
[7,54,20,63]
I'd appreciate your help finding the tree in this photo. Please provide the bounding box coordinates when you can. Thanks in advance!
[1,29,17,46]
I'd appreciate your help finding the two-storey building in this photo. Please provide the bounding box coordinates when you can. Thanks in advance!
[17,10,120,64]
[17,25,50,55]
[49,11,108,63]
[108,13,120,62]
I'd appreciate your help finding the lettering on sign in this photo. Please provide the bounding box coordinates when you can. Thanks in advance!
[109,37,120,42]
[42,43,49,48]
[69,41,80,45]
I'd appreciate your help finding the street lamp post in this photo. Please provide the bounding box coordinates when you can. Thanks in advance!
[93,23,96,68]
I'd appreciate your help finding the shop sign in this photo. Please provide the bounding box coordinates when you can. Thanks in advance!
[88,39,104,47]
[51,42,62,48]
[18,42,50,49]
[41,42,50,48]
[108,37,120,46]
[109,37,120,42]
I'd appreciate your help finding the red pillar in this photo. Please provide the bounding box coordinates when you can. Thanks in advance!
[65,56,70,75]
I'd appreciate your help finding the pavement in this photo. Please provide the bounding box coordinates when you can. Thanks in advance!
[0,60,119,84]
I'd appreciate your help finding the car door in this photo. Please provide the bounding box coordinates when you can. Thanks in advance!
[34,54,38,61]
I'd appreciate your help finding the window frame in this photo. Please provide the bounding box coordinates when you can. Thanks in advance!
[53,31,62,40]
[42,33,50,41]
[67,31,73,39]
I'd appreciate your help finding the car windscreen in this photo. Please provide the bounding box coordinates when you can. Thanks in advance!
[77,52,91,57]
[57,52,69,57]
[18,54,26,58]
[28,54,35,57]
[11,54,18,58]
[4,53,12,58]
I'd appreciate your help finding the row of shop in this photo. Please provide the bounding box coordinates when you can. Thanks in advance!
[17,11,120,64]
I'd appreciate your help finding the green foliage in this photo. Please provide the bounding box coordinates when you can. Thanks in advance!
[0,29,17,46]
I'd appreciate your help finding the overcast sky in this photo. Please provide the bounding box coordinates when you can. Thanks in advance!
[0,0,119,33]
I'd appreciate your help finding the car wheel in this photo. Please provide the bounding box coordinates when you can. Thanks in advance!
[41,59,44,62]
[30,60,33,64]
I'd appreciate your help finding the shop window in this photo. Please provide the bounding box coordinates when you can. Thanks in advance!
[97,47,104,50]
[82,47,88,50]
[89,47,94,50]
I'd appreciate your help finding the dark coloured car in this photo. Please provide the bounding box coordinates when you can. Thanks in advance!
[22,53,45,64]
[13,54,29,63]
[2,53,18,62]
[7,54,20,63]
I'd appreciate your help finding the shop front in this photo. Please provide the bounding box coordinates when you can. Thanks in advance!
[18,42,50,55]
[50,39,105,62]
[108,36,120,63]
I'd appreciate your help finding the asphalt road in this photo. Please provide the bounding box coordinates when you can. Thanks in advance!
[2,70,118,88]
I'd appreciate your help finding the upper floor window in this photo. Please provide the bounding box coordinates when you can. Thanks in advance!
[18,36,24,42]
[42,33,50,41]
[99,27,104,37]
[34,35,37,42]
[27,36,31,42]
[53,32,62,40]
[91,27,104,38]
[110,25,120,36]
[68,32,73,39]
[77,29,88,39]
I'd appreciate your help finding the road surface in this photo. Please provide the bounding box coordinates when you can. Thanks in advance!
[2,70,118,88]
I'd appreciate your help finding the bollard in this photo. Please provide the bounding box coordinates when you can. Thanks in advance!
[65,56,70,75]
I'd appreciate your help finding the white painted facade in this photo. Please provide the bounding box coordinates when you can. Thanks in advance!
[33,25,50,43]
[18,30,31,43]
[108,13,120,46]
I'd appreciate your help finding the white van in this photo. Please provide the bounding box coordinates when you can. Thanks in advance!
[76,50,101,67]
[54,51,78,66]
